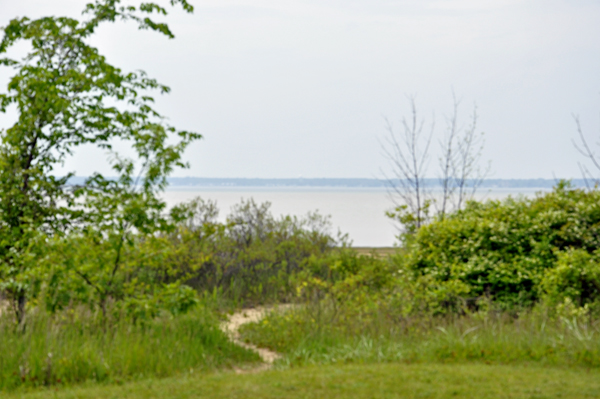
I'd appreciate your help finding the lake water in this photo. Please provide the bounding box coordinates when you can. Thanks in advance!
[161,187,550,247]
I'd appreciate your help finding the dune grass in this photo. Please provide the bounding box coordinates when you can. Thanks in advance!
[239,305,600,369]
[6,362,600,399]
[4,302,600,398]
[0,307,259,391]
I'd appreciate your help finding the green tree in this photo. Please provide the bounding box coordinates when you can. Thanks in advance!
[0,0,198,323]
[60,139,200,320]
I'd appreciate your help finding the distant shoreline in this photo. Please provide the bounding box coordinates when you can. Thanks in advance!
[66,177,588,189]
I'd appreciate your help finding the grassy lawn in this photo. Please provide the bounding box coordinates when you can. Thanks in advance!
[7,362,600,399]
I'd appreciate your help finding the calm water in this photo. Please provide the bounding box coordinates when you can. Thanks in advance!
[161,187,550,247]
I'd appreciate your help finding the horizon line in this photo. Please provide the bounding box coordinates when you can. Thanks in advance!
[65,176,590,189]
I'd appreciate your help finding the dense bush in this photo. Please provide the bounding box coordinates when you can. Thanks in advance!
[165,198,338,305]
[40,232,200,322]
[40,184,600,320]
[402,182,600,310]
[280,183,600,325]
[33,197,339,319]
[542,248,600,311]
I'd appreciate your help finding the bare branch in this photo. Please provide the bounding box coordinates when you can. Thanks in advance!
[437,92,460,218]
[454,103,489,210]
[573,114,600,189]
[382,93,489,237]
[381,96,433,232]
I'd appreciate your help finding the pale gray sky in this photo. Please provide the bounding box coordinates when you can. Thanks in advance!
[1,0,599,179]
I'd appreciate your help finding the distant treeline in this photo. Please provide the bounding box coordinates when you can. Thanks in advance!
[165,177,589,189]
[66,177,589,188]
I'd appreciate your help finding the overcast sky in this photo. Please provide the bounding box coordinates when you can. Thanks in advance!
[1,0,599,179]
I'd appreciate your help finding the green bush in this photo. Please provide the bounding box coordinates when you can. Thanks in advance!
[22,197,338,320]
[166,198,338,305]
[541,248,600,312]
[38,232,201,323]
[404,182,600,309]
[294,249,401,319]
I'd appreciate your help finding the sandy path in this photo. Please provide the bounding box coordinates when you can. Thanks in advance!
[0,299,8,317]
[221,305,294,373]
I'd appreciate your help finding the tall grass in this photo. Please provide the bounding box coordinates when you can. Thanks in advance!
[239,303,600,368]
[0,307,259,391]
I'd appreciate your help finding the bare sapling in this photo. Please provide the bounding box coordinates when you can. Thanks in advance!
[383,93,489,236]
[382,96,434,234]
[437,94,459,220]
[453,104,489,211]
[573,113,600,189]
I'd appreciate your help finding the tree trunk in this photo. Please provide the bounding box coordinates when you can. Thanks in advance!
[15,290,27,327]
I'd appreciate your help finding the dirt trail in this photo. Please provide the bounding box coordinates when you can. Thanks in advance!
[0,299,8,317]
[221,305,294,373]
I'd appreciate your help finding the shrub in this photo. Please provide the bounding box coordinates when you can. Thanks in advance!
[541,248,600,313]
[166,198,339,305]
[29,197,338,318]
[403,182,600,309]
[39,233,200,323]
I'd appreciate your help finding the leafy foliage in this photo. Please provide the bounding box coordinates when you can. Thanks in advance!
[542,248,600,311]
[0,0,198,322]
[404,182,600,310]
[27,198,337,321]
[167,198,338,305]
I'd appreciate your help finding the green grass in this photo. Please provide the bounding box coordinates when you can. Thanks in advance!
[4,303,600,398]
[6,362,600,398]
[239,305,600,368]
[0,307,259,391]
